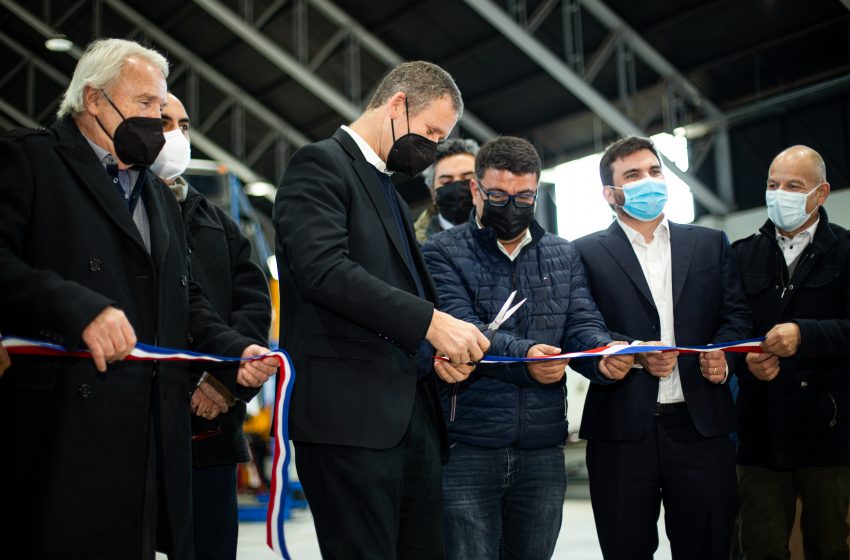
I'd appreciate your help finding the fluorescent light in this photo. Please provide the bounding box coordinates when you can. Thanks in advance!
[45,36,73,52]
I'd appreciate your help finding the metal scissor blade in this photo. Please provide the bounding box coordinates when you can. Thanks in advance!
[496,297,526,328]
[488,290,517,330]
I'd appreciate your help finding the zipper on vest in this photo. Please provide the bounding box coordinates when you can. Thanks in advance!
[449,383,459,422]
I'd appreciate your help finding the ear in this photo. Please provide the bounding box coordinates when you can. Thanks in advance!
[469,177,479,198]
[817,182,831,205]
[83,86,102,116]
[602,185,616,206]
[385,91,406,120]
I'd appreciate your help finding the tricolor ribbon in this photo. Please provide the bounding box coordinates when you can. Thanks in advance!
[1,335,296,560]
[437,337,766,364]
[3,334,766,560]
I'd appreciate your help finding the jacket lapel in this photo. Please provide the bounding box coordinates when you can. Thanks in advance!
[333,129,420,289]
[669,222,696,307]
[140,173,171,271]
[597,221,656,308]
[52,118,150,257]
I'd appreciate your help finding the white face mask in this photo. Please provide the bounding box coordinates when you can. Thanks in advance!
[765,185,820,232]
[150,128,191,181]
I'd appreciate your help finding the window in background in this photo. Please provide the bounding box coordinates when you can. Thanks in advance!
[542,132,693,241]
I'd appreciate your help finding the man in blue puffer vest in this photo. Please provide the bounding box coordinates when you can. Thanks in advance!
[422,136,634,560]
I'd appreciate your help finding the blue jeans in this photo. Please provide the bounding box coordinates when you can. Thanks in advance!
[442,443,567,560]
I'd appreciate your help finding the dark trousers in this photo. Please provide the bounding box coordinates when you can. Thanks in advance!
[192,464,239,560]
[442,443,566,560]
[586,404,737,560]
[737,464,850,560]
[294,385,444,560]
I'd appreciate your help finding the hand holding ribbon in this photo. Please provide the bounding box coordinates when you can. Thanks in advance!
[598,342,633,380]
[238,344,279,387]
[526,344,569,384]
[635,340,679,378]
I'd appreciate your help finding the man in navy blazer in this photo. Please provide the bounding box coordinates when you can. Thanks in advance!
[572,136,751,560]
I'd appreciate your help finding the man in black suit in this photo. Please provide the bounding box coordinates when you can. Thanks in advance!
[274,61,490,559]
[0,39,277,560]
[572,136,751,560]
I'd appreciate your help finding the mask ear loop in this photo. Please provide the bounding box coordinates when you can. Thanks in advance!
[404,95,411,136]
[389,94,410,143]
[101,89,127,120]
[94,89,126,141]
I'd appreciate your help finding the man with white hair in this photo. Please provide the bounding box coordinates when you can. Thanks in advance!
[0,38,277,560]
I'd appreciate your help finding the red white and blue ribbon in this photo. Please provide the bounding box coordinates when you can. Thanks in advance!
[437,337,766,364]
[1,335,296,560]
[3,334,766,560]
[266,347,296,560]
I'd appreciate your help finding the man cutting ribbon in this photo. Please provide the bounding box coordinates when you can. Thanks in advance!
[422,136,634,560]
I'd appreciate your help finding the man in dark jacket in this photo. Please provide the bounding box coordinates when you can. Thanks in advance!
[733,145,850,560]
[275,61,489,558]
[0,39,276,560]
[159,93,272,560]
[422,136,634,560]
[573,136,751,560]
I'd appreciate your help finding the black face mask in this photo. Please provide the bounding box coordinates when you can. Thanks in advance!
[95,90,165,167]
[482,202,535,241]
[436,180,473,225]
[386,97,439,177]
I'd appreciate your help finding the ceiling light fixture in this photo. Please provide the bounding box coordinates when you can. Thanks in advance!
[45,35,73,52]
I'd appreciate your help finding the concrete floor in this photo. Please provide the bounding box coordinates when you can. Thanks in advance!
[233,497,674,559]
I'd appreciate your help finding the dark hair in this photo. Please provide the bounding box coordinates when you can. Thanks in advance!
[421,138,479,187]
[599,136,660,186]
[367,61,463,117]
[475,136,541,180]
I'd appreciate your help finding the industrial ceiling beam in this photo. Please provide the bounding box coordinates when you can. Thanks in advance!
[463,0,730,214]
[0,0,270,185]
[103,0,310,149]
[304,0,498,141]
[194,0,361,121]
[578,0,734,205]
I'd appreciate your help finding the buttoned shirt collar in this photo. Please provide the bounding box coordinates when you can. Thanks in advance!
[617,216,670,246]
[776,218,819,252]
[475,214,533,261]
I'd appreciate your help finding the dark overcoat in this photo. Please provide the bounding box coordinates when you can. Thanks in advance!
[0,117,252,560]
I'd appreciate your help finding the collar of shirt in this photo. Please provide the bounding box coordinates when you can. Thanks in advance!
[475,214,533,261]
[83,134,117,168]
[437,212,455,231]
[776,218,819,250]
[617,216,670,247]
[341,125,390,175]
[81,134,141,184]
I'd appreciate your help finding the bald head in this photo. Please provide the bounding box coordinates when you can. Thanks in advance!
[766,144,830,235]
[769,145,826,185]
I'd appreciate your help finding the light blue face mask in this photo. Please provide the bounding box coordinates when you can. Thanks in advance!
[765,185,821,232]
[611,177,668,221]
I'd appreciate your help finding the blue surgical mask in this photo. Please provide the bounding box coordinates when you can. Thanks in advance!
[611,177,668,221]
[765,186,821,232]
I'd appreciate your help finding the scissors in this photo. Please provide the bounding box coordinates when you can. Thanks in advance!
[481,290,527,341]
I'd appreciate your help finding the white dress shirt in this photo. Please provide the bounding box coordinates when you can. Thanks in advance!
[776,218,819,271]
[474,215,533,262]
[340,125,390,174]
[617,218,684,404]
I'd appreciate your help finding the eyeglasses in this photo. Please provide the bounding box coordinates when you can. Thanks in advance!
[477,182,538,208]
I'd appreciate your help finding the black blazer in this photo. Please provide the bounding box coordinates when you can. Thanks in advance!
[0,118,253,560]
[274,128,439,449]
[573,220,752,441]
